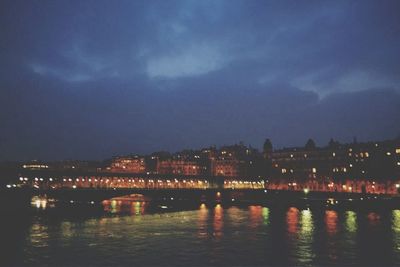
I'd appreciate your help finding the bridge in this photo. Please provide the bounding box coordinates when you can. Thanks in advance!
[7,169,400,194]
[2,169,399,210]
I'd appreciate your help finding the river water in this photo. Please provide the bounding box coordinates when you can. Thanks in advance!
[2,200,400,266]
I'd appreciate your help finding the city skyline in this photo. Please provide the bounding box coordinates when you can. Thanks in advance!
[3,136,399,162]
[2,2,400,266]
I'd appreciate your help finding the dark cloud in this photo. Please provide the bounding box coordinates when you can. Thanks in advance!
[0,0,399,160]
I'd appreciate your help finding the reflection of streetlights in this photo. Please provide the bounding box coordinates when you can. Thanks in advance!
[216,191,222,203]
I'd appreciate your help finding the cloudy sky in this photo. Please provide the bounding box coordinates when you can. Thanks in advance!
[1,0,399,160]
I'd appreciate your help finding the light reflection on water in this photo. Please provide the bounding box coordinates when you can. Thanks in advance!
[300,209,313,235]
[367,212,381,226]
[285,207,315,265]
[393,210,400,233]
[286,207,299,235]
[3,204,400,266]
[262,207,270,225]
[248,205,263,229]
[393,210,400,260]
[325,210,339,261]
[325,210,338,235]
[298,209,314,264]
[29,223,49,248]
[345,211,357,233]
[197,203,208,238]
[213,204,223,238]
[103,199,149,215]
[30,196,49,209]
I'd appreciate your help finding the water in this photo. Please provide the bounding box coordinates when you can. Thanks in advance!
[2,201,400,266]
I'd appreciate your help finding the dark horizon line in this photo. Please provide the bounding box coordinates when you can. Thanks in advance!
[1,136,399,164]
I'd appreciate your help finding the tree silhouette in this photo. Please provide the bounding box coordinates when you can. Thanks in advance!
[263,139,273,154]
[328,138,340,149]
[305,139,316,150]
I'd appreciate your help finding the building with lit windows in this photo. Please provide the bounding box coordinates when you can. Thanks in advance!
[106,156,146,173]
[210,144,264,177]
[13,138,399,194]
[213,158,243,177]
[264,138,400,190]
[157,159,204,176]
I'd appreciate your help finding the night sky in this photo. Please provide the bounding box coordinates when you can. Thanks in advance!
[1,0,399,161]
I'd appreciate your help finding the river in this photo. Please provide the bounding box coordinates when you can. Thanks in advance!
[1,199,400,266]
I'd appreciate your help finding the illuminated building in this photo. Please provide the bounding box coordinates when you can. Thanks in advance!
[11,137,400,194]
[210,143,263,177]
[213,158,243,177]
[157,159,204,175]
[264,138,400,192]
[107,156,146,173]
[22,163,49,170]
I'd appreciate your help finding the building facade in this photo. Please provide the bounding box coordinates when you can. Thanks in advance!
[106,156,146,173]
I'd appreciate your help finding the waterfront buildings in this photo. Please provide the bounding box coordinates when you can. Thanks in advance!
[157,159,203,176]
[106,156,146,173]
[267,138,400,182]
[12,137,400,193]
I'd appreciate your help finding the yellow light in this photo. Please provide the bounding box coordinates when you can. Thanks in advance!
[304,188,309,194]
[216,192,221,197]
[345,211,357,233]
[396,184,400,189]
[393,210,400,233]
